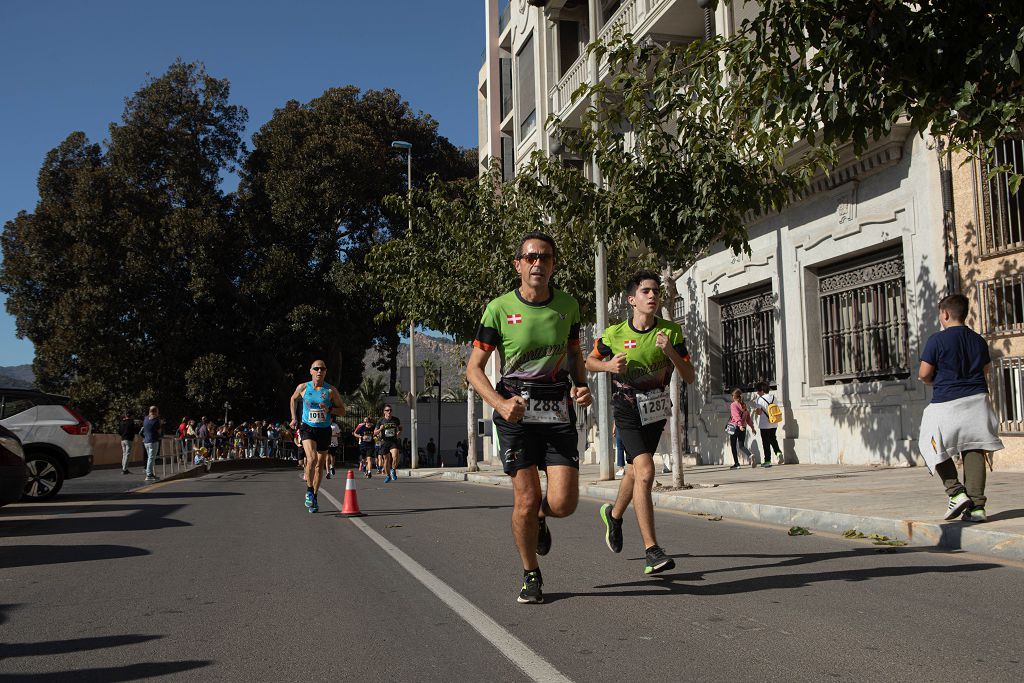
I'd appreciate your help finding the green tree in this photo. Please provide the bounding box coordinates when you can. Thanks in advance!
[1,61,250,429]
[236,86,476,398]
[733,0,1024,169]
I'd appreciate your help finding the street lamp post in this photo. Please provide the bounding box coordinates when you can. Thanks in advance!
[223,401,230,426]
[435,366,442,466]
[391,140,418,469]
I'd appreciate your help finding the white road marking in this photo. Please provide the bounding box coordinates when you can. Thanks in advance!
[319,489,573,683]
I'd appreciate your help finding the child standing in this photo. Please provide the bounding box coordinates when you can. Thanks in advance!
[753,382,785,466]
[918,294,1004,522]
[727,388,756,469]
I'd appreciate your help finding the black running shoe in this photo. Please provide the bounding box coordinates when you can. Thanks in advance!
[600,504,623,553]
[536,518,552,556]
[517,570,544,604]
[644,545,676,575]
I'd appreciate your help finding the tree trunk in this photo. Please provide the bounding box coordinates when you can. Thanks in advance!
[661,265,685,487]
[467,384,478,471]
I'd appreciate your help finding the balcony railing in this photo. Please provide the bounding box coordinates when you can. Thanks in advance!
[981,139,1024,255]
[548,52,589,117]
[548,0,673,119]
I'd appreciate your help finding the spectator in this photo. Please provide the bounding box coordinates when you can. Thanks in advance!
[727,388,756,469]
[142,406,162,482]
[918,294,1005,522]
[426,438,437,467]
[267,422,281,458]
[118,413,137,475]
[753,382,785,467]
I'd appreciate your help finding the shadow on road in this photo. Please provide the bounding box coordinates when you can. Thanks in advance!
[0,634,162,658]
[352,504,514,517]
[0,660,213,682]
[542,547,1001,602]
[0,504,191,537]
[0,544,150,570]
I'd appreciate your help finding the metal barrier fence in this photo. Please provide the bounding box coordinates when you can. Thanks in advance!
[153,436,305,477]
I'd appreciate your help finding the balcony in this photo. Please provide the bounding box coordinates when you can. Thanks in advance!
[547,0,701,122]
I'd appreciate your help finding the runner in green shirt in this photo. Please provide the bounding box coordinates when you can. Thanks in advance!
[586,270,694,575]
[467,231,592,604]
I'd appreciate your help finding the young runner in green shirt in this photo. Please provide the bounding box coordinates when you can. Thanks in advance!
[467,231,592,604]
[587,270,695,575]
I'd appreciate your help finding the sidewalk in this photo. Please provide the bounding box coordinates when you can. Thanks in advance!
[399,462,1024,564]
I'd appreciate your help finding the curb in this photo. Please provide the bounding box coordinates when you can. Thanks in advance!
[397,468,1024,564]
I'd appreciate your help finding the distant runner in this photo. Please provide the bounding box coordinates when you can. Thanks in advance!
[289,360,346,513]
[354,416,376,478]
[374,405,402,483]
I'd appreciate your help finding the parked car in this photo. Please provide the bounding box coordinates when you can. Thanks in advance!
[0,425,27,508]
[0,388,93,501]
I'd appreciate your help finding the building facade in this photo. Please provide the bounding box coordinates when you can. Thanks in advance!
[478,0,1021,469]
[951,142,1024,469]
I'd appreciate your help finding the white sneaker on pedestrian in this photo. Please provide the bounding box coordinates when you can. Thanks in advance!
[615,467,624,477]
[944,492,973,520]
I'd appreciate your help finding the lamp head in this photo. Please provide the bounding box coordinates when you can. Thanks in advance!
[391,140,413,150]
[696,0,718,8]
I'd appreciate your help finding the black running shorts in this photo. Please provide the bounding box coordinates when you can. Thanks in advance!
[359,442,374,455]
[617,419,667,464]
[493,414,580,475]
[299,424,332,452]
[379,439,400,452]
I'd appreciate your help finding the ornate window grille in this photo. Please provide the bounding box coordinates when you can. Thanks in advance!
[992,356,1024,435]
[720,289,776,392]
[818,252,910,383]
[977,273,1024,336]
[980,138,1024,255]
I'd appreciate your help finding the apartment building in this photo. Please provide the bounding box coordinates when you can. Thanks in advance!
[951,142,1024,468]
[477,0,1021,469]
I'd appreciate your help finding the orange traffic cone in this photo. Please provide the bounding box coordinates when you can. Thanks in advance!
[341,469,365,517]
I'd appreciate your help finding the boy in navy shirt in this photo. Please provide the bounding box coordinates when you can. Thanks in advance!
[918,294,1004,522]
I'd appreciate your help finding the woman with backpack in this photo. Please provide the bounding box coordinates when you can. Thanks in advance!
[753,381,785,466]
[727,388,756,469]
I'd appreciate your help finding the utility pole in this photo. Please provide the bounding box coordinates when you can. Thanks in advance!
[391,140,418,469]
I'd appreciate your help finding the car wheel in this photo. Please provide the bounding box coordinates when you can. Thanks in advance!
[23,452,64,501]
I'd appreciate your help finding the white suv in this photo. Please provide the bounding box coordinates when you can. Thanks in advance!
[0,388,93,501]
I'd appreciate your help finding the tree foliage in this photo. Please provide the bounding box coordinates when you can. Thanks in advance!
[1,61,249,428]
[370,164,634,343]
[0,64,474,429]
[733,0,1024,159]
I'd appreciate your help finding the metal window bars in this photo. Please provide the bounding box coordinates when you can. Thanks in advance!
[992,356,1024,435]
[721,290,776,392]
[977,272,1024,336]
[981,138,1024,255]
[819,254,910,383]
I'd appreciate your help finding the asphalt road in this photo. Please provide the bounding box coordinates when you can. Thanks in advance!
[2,467,1023,682]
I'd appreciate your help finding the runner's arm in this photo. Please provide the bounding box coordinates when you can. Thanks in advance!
[288,384,304,426]
[329,386,346,417]
[656,331,695,384]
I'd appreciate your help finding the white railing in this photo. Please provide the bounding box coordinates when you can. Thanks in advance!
[549,0,674,118]
[549,52,589,117]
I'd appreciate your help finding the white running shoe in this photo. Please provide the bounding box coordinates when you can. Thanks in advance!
[944,492,973,520]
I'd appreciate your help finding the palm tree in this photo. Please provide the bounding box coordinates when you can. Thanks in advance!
[442,386,468,403]
[350,375,388,418]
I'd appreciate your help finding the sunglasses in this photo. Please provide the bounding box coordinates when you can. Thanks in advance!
[311,367,327,372]
[518,252,553,264]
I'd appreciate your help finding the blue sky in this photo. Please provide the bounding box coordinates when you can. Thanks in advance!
[0,0,482,366]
